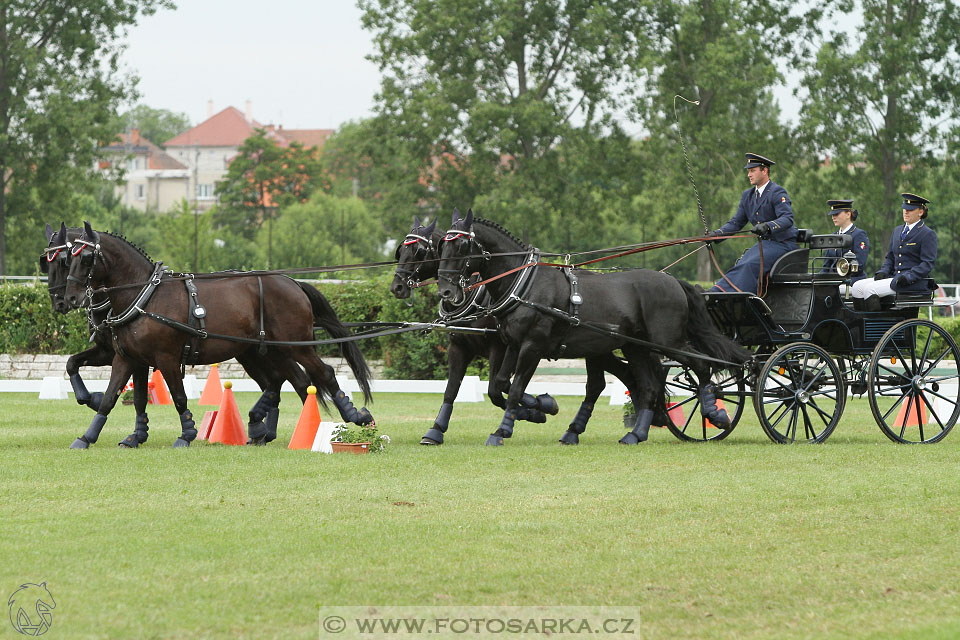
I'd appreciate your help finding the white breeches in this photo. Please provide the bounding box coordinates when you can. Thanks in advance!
[850,278,896,299]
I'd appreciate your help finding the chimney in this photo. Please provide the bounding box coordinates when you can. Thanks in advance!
[207,99,214,119]
[244,100,253,123]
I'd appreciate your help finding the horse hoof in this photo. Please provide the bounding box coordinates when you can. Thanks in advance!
[69,437,89,450]
[420,436,442,446]
[246,437,268,446]
[708,411,732,430]
[619,432,643,445]
[171,438,191,448]
[117,436,139,449]
[559,431,580,445]
[485,435,504,446]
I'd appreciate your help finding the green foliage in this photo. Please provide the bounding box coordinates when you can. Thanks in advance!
[0,0,174,275]
[331,423,389,453]
[0,284,89,354]
[116,104,191,146]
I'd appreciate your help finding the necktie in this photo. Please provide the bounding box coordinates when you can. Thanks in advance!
[901,226,909,241]
[755,188,760,200]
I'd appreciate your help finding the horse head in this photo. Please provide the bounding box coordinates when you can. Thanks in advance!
[437,208,478,301]
[64,221,102,309]
[391,215,439,299]
[41,222,73,313]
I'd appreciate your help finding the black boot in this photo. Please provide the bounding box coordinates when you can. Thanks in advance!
[864,294,881,312]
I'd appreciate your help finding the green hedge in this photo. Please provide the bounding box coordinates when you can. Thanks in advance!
[0,283,91,353]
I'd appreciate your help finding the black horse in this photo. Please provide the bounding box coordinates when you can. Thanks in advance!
[436,210,752,445]
[42,224,321,448]
[392,214,646,445]
[61,221,373,448]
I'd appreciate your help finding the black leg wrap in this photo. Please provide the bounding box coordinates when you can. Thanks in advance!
[514,408,547,423]
[264,407,279,443]
[70,373,93,408]
[568,402,594,434]
[699,383,731,429]
[248,391,280,423]
[119,413,149,448]
[333,390,374,425]
[172,410,197,448]
[619,409,654,445]
[422,403,452,445]
[72,413,108,448]
[486,411,515,445]
[535,394,559,415]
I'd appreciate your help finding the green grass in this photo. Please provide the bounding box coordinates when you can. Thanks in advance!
[1,392,959,639]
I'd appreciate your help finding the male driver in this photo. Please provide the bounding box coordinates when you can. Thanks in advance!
[706,153,797,293]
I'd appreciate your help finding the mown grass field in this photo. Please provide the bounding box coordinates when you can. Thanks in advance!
[1,391,959,639]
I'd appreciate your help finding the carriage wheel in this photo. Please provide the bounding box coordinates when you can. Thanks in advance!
[664,366,746,442]
[868,319,960,444]
[754,343,845,443]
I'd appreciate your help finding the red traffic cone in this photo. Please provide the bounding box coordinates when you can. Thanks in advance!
[207,381,246,445]
[150,369,173,405]
[197,410,219,440]
[199,363,223,406]
[288,386,322,450]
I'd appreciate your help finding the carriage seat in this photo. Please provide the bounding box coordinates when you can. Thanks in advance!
[881,278,938,308]
[769,234,854,284]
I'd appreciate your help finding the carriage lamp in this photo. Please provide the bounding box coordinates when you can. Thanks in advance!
[835,250,859,277]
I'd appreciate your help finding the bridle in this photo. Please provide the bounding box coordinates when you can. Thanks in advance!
[437,228,489,300]
[394,232,436,289]
[66,236,103,306]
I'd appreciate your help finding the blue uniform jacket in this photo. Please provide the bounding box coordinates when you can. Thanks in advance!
[820,225,869,283]
[878,221,938,292]
[718,180,798,243]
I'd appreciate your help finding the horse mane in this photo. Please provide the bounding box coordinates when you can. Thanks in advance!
[474,217,529,251]
[101,231,155,264]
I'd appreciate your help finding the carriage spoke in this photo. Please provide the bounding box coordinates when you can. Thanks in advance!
[787,403,800,442]
[918,348,954,378]
[889,341,915,377]
[919,327,934,366]
[880,391,910,422]
[925,387,960,408]
[801,362,829,393]
[806,397,834,424]
[801,404,817,440]
[877,361,911,382]
[918,390,946,432]
[926,373,960,384]
[770,399,794,430]
[900,393,915,440]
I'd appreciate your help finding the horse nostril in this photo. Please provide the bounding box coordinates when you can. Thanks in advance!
[439,288,452,299]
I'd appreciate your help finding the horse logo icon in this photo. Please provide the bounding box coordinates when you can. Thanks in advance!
[7,583,56,636]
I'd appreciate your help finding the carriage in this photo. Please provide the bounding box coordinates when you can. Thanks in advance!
[664,230,960,444]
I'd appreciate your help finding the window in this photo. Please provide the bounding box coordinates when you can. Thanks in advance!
[135,184,145,200]
[197,183,214,200]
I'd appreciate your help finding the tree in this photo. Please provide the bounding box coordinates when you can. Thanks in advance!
[629,0,803,281]
[796,0,960,271]
[359,0,648,244]
[117,104,191,146]
[266,192,384,272]
[0,0,173,275]
[215,129,324,266]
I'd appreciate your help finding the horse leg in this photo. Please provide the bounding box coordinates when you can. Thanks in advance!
[67,343,112,410]
[422,335,472,445]
[118,364,151,448]
[153,362,196,448]
[487,344,541,446]
[236,352,282,445]
[70,356,133,449]
[489,344,551,422]
[618,349,660,445]
[559,356,611,445]
[296,350,373,426]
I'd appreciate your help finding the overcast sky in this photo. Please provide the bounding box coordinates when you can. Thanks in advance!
[121,2,856,133]
[120,1,381,130]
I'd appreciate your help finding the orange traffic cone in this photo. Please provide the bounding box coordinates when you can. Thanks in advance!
[662,401,685,428]
[894,395,927,428]
[207,381,246,445]
[199,363,223,406]
[288,386,321,450]
[150,369,173,405]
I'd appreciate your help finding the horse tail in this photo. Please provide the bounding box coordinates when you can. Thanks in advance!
[677,279,753,368]
[297,282,373,404]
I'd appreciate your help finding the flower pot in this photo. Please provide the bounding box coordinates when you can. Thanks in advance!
[623,414,637,429]
[331,442,370,455]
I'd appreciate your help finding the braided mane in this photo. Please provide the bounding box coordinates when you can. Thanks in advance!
[102,231,155,264]
[474,217,529,251]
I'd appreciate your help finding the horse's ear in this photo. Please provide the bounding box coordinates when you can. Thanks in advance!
[56,224,67,245]
[423,218,436,235]
[82,220,99,243]
[464,208,474,227]
[452,207,461,224]
[45,224,54,241]
[412,215,420,229]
